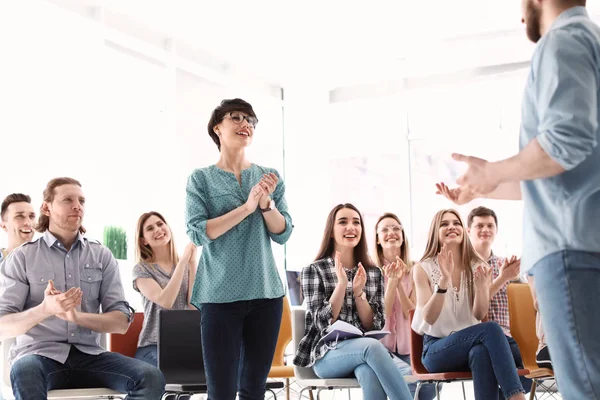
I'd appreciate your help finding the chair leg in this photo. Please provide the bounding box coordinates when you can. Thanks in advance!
[461,381,467,400]
[309,389,315,400]
[347,387,352,399]
[414,382,422,400]
[265,388,277,399]
[316,388,324,400]
[530,381,538,400]
[286,378,290,400]
[435,382,441,400]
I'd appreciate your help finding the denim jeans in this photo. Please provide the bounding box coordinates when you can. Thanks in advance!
[505,336,532,398]
[530,250,600,400]
[135,344,158,367]
[199,297,282,400]
[422,322,524,399]
[392,353,437,400]
[313,338,412,400]
[10,346,165,400]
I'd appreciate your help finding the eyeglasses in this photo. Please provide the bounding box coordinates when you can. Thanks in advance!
[226,112,258,129]
[377,225,403,235]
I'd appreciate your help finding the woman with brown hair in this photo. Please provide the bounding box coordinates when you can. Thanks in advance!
[132,211,197,367]
[374,212,436,400]
[412,209,526,400]
[185,98,293,399]
[293,203,412,400]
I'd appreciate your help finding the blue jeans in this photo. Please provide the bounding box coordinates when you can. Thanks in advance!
[530,250,600,400]
[10,346,165,400]
[505,336,532,397]
[199,297,282,400]
[135,344,158,367]
[313,338,412,400]
[392,353,437,400]
[422,322,524,399]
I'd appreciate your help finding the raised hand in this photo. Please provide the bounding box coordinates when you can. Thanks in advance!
[435,182,478,206]
[499,256,521,283]
[453,153,499,197]
[353,263,367,295]
[437,244,454,288]
[383,256,409,280]
[258,173,278,209]
[334,251,348,288]
[43,280,82,321]
[473,265,492,290]
[245,182,265,212]
[182,242,196,264]
[383,261,401,280]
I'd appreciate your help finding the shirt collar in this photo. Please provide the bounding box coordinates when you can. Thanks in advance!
[549,6,588,32]
[42,230,87,248]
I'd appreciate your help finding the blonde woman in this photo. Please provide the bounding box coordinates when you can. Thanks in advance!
[412,209,526,400]
[133,211,197,367]
[374,212,436,400]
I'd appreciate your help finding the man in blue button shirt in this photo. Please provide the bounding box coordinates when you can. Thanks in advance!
[0,177,165,400]
[437,1,600,398]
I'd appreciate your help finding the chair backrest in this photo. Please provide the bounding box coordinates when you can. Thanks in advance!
[158,309,205,385]
[408,309,429,374]
[108,312,144,357]
[507,283,540,371]
[291,307,320,380]
[272,296,292,367]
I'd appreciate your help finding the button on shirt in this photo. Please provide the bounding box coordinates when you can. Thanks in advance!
[185,164,293,304]
[0,231,131,365]
[520,6,600,272]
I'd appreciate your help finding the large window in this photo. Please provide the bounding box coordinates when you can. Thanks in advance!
[284,70,529,272]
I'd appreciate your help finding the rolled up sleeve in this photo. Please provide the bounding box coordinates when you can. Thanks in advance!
[535,30,598,170]
[269,170,294,245]
[301,264,333,332]
[0,250,30,317]
[185,171,213,246]
[98,249,131,321]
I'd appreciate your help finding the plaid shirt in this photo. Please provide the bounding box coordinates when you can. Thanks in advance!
[292,257,385,367]
[488,253,511,337]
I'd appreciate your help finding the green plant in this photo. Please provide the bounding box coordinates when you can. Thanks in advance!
[103,225,127,260]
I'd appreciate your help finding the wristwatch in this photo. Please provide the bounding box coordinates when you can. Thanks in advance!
[260,199,275,213]
[434,284,448,294]
[354,291,367,301]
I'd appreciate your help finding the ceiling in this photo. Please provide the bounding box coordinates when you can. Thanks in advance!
[55,0,600,87]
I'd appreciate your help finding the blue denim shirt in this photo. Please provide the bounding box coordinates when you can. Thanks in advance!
[185,164,293,304]
[0,231,132,364]
[520,6,600,272]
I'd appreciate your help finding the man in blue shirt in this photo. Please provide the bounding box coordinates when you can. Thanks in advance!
[437,1,600,398]
[0,177,165,400]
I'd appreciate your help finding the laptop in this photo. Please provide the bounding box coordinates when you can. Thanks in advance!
[158,309,207,394]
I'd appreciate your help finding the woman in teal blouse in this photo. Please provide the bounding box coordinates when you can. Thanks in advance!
[185,98,293,400]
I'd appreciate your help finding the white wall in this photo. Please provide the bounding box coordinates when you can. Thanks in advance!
[0,1,285,310]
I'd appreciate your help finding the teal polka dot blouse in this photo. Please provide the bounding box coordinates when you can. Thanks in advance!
[185,164,293,305]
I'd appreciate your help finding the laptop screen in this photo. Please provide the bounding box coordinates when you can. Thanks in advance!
[158,309,206,385]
